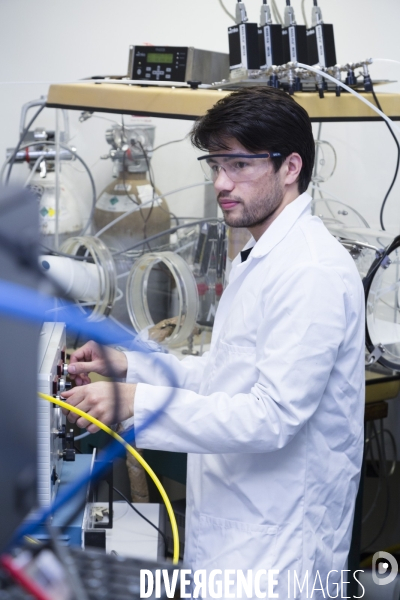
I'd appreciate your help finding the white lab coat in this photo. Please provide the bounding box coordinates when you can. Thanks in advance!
[125,193,365,599]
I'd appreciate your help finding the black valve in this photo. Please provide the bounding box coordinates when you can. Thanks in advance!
[268,74,280,89]
[317,83,325,99]
[364,73,373,92]
[345,69,357,86]
[294,76,302,92]
[288,77,302,96]
[62,428,76,462]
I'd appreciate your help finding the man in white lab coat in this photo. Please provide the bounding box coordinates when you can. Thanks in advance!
[64,87,365,598]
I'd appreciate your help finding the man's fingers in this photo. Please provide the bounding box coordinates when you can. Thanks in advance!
[61,388,79,402]
[75,414,98,430]
[66,411,79,425]
[61,381,132,431]
[69,341,99,365]
[61,388,101,433]
[74,374,92,386]
[68,361,97,376]
[61,388,88,411]
[86,423,100,433]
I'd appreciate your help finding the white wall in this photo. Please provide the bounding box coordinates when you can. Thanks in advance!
[1,0,400,229]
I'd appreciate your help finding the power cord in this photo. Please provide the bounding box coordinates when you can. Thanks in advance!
[370,87,400,230]
[112,486,169,558]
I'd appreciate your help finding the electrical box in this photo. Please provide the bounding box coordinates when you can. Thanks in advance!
[306,24,337,67]
[128,46,229,84]
[228,23,261,71]
[258,23,284,68]
[282,24,308,64]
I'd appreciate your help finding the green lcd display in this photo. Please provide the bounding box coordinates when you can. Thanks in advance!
[147,53,174,64]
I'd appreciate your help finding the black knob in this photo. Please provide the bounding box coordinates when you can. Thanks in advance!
[63,448,76,461]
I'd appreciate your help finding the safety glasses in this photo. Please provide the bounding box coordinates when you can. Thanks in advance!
[197,152,282,182]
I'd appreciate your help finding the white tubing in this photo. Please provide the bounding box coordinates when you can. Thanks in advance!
[39,255,103,303]
[59,236,117,319]
[94,180,212,238]
[296,63,400,137]
[24,156,43,187]
[74,431,92,441]
[373,58,400,67]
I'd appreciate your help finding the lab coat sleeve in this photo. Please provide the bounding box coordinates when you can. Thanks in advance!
[133,264,351,454]
[124,348,210,391]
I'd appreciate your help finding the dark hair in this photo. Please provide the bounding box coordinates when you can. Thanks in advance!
[190,87,315,194]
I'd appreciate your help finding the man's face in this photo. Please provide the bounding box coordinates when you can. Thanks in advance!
[211,139,285,230]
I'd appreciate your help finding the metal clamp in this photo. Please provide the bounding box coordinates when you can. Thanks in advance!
[381,255,392,269]
[366,344,386,365]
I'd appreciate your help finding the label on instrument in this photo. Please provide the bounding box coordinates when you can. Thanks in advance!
[239,24,248,69]
[263,25,272,68]
[316,25,326,67]
[289,26,297,62]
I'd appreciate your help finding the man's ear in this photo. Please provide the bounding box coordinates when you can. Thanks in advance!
[283,153,302,186]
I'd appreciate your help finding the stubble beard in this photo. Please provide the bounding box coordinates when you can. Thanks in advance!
[219,178,284,229]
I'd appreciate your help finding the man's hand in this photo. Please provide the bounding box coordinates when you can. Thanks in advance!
[68,341,128,386]
[61,382,136,433]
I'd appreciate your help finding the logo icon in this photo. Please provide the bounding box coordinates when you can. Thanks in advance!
[372,551,398,586]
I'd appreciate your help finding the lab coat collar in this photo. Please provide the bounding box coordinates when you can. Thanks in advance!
[212,192,312,345]
[231,192,312,269]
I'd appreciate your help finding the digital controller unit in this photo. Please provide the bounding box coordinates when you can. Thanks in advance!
[128,45,229,84]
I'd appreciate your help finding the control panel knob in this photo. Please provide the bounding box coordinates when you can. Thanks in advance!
[58,378,66,392]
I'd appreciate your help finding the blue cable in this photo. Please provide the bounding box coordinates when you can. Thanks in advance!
[0,277,178,547]
[13,427,137,546]
[0,278,141,349]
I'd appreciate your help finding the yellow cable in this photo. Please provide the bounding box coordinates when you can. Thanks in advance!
[24,536,40,545]
[38,392,180,564]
